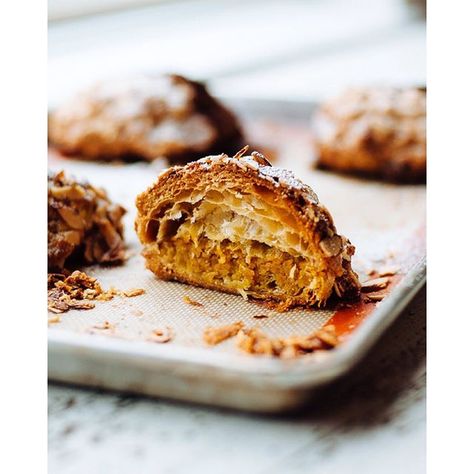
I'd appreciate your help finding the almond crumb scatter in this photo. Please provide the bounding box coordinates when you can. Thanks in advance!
[183,295,204,307]
[236,324,339,359]
[203,321,244,345]
[47,271,145,314]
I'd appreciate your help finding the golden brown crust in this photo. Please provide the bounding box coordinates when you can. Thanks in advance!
[135,150,360,308]
[313,86,426,183]
[48,75,242,163]
[48,170,126,271]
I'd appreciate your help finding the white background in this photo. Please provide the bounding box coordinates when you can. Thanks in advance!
[1,0,473,473]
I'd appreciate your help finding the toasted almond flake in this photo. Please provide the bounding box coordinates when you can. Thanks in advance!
[319,235,342,257]
[123,288,145,298]
[47,271,144,314]
[314,325,339,347]
[233,145,249,159]
[361,276,390,292]
[67,300,95,310]
[96,291,115,301]
[236,324,339,358]
[203,321,244,345]
[183,295,203,307]
[48,315,61,324]
[378,266,399,277]
[365,292,386,302]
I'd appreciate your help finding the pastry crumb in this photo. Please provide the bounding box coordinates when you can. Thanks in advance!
[48,315,61,324]
[203,321,244,345]
[365,292,387,302]
[92,321,115,330]
[123,288,146,298]
[183,295,204,307]
[47,271,145,314]
[148,327,173,343]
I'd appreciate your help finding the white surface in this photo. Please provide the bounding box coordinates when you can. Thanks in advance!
[48,0,426,472]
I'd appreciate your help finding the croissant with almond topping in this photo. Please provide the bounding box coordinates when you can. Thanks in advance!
[135,149,360,309]
[313,86,426,182]
[49,74,243,163]
[48,170,126,271]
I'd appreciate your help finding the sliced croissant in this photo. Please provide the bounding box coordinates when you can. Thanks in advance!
[135,150,360,309]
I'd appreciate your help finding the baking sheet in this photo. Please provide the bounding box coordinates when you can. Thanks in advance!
[48,98,426,412]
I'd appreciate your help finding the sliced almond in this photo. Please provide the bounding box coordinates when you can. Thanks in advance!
[313,325,339,347]
[61,230,82,245]
[319,235,342,257]
[50,184,86,200]
[365,292,386,302]
[97,219,123,249]
[250,150,272,166]
[233,145,249,159]
[203,321,244,345]
[123,288,145,298]
[378,265,399,277]
[57,206,87,230]
[361,277,390,292]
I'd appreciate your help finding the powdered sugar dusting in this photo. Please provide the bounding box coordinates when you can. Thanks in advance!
[195,153,320,205]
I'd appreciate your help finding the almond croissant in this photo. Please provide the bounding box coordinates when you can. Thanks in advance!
[135,150,360,309]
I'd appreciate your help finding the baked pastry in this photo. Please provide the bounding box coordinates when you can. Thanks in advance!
[313,86,426,182]
[135,149,360,309]
[48,170,126,271]
[48,74,242,163]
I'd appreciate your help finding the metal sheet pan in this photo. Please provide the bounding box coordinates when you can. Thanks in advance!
[48,98,426,413]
